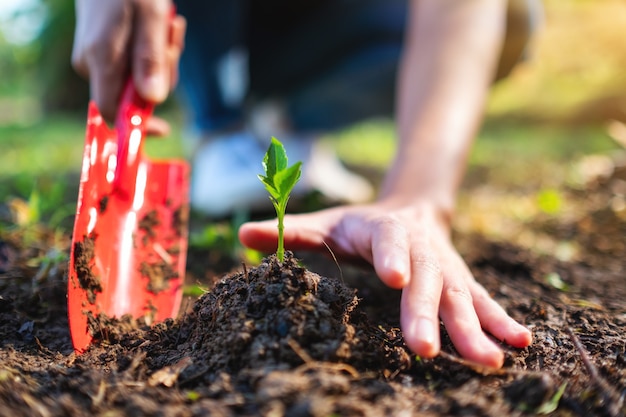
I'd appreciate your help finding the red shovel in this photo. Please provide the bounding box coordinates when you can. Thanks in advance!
[67,80,190,353]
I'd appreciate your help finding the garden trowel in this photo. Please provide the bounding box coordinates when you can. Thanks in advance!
[67,80,190,353]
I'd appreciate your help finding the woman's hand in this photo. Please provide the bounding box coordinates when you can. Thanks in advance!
[71,0,185,134]
[239,199,532,368]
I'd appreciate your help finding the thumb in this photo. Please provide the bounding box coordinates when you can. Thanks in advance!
[132,1,170,103]
[239,212,337,253]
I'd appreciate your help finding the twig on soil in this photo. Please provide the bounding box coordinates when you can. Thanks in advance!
[321,240,343,283]
[566,326,624,417]
[287,338,359,378]
[242,262,248,283]
[90,379,107,408]
[20,393,51,417]
[34,337,54,357]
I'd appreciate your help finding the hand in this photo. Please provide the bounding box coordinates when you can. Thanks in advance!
[71,0,186,134]
[239,200,532,368]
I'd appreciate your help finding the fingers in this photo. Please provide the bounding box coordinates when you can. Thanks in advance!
[400,243,443,359]
[132,0,171,103]
[72,0,179,122]
[73,0,132,121]
[428,246,531,367]
[167,15,187,90]
[471,284,533,348]
[369,217,410,289]
[146,116,171,137]
[369,215,530,366]
[239,212,333,252]
[439,280,505,368]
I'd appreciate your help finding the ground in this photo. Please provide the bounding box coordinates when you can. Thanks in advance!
[0,143,624,417]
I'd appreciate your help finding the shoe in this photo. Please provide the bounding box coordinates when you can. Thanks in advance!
[189,131,374,217]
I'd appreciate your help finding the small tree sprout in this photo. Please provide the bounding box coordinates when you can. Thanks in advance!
[258,137,302,262]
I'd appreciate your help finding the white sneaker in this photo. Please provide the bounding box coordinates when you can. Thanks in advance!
[189,131,374,217]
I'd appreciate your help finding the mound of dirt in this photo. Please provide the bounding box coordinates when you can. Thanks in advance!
[123,253,414,416]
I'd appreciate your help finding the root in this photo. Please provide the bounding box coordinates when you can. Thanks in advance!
[287,338,359,378]
[566,326,624,417]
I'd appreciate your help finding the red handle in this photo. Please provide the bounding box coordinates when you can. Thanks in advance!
[112,79,155,198]
[111,5,175,197]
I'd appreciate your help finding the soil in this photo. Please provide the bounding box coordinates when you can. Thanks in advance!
[139,209,160,239]
[140,260,179,294]
[98,195,109,214]
[0,163,625,416]
[71,234,101,304]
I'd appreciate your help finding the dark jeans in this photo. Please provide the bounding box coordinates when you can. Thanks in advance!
[175,0,540,134]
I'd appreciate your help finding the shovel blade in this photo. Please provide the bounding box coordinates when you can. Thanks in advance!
[68,101,189,353]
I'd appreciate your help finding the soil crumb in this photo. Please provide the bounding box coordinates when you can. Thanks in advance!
[72,234,102,304]
[87,311,149,345]
[98,195,109,214]
[140,260,178,294]
[173,205,189,237]
[138,209,160,239]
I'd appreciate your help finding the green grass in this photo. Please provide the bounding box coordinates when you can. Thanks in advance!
[0,114,618,202]
[0,111,186,226]
[0,116,85,177]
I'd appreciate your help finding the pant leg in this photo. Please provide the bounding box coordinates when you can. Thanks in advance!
[175,0,542,134]
[247,0,408,132]
[246,0,542,132]
[175,0,248,133]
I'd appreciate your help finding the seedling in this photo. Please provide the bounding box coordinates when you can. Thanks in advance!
[258,137,302,262]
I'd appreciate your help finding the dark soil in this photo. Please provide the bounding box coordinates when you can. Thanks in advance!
[140,260,179,294]
[0,163,625,416]
[71,234,101,304]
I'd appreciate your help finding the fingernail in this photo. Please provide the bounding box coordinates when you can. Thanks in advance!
[142,73,167,101]
[415,318,435,343]
[384,255,408,287]
[412,318,438,357]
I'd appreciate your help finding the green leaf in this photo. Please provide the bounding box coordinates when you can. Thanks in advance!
[544,272,570,291]
[262,137,289,183]
[257,174,281,200]
[274,161,302,199]
[536,382,567,414]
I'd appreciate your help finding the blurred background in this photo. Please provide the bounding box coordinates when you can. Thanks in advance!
[0,0,625,264]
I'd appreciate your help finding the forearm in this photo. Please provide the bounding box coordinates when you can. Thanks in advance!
[381,0,506,220]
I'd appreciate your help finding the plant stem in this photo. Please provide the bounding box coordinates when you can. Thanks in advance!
[277,213,284,262]
[276,200,287,262]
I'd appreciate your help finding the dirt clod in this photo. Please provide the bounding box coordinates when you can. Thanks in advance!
[138,209,160,239]
[72,234,101,304]
[172,205,189,237]
[140,260,179,294]
[98,195,109,214]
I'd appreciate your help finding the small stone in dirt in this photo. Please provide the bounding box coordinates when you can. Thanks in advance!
[72,234,102,304]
